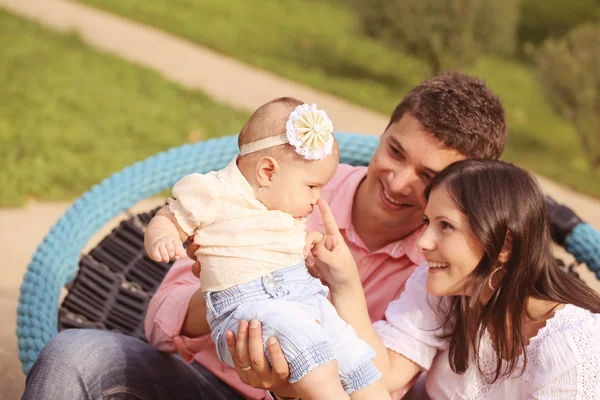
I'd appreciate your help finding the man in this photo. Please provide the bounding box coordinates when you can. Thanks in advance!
[22,71,506,400]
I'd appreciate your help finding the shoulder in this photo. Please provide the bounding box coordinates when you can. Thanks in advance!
[172,172,222,196]
[175,171,221,186]
[527,305,600,388]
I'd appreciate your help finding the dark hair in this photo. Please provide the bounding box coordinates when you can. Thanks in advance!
[389,71,507,160]
[425,159,600,382]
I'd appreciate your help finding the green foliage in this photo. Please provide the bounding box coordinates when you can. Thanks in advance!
[350,0,520,74]
[536,24,600,169]
[518,0,600,46]
[73,0,600,198]
[0,10,249,206]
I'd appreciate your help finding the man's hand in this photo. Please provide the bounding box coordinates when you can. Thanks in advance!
[149,236,187,263]
[225,320,297,397]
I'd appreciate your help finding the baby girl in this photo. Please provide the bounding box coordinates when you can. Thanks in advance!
[144,97,389,400]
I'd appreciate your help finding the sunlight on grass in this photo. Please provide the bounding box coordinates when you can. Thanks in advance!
[0,9,249,206]
[75,0,600,198]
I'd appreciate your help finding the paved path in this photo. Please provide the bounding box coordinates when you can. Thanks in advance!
[1,0,600,398]
[2,0,599,225]
[0,0,388,134]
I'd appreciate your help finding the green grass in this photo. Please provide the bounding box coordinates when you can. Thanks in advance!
[0,9,249,206]
[74,0,600,198]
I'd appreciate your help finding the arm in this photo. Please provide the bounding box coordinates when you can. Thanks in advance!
[146,173,221,340]
[310,199,423,392]
[144,206,188,263]
[329,281,421,393]
[144,256,211,360]
[146,172,220,263]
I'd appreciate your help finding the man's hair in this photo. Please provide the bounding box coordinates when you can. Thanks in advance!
[238,97,303,149]
[388,71,507,160]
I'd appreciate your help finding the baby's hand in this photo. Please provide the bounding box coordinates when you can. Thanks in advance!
[304,231,324,267]
[149,236,187,263]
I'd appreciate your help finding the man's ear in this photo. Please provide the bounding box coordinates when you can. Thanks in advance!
[498,230,513,264]
[256,157,280,187]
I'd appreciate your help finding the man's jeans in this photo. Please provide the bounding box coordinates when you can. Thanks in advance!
[21,329,245,400]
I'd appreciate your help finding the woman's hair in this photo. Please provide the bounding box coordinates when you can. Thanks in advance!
[425,159,600,382]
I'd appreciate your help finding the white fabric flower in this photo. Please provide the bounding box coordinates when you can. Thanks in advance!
[285,103,334,160]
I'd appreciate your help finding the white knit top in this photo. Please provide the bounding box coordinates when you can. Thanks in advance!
[373,264,600,399]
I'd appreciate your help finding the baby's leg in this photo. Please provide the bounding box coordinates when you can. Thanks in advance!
[292,360,348,400]
[317,295,391,400]
[222,299,349,399]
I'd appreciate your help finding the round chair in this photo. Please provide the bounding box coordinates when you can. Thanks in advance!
[17,133,600,375]
[16,133,379,374]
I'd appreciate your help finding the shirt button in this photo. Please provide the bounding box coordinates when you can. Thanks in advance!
[267,280,276,288]
[361,259,369,266]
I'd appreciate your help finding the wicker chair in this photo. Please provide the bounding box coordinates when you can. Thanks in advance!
[17,133,379,374]
[17,132,600,375]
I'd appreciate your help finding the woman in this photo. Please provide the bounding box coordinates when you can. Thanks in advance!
[306,159,600,398]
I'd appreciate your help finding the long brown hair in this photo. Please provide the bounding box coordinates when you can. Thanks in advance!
[425,159,600,382]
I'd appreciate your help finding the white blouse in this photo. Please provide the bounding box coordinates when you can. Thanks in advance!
[167,156,306,292]
[373,264,600,399]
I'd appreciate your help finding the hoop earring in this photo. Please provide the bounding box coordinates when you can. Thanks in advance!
[488,266,506,291]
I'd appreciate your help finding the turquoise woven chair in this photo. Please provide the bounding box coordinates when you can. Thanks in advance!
[17,132,600,375]
[17,133,379,374]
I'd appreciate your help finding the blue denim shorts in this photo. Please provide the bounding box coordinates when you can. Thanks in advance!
[204,262,381,393]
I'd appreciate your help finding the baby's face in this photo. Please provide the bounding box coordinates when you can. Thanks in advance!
[263,154,339,218]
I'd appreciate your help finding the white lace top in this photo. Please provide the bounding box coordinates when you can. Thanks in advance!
[373,264,600,399]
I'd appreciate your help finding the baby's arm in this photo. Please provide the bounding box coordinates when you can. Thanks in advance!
[144,206,189,263]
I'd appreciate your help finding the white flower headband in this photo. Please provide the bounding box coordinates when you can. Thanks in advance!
[239,103,334,161]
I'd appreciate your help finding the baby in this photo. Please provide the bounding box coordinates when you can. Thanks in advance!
[144,97,389,400]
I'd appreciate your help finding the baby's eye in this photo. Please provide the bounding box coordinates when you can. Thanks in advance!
[308,185,316,189]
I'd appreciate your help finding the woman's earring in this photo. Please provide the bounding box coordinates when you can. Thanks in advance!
[258,185,264,192]
[488,266,506,291]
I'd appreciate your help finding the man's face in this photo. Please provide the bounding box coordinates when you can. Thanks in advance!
[361,113,466,231]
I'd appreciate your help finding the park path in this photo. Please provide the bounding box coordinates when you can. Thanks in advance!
[1,0,599,398]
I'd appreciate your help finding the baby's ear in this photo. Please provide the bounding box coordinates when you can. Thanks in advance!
[256,156,280,186]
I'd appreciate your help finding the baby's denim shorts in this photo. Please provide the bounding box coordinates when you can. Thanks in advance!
[205,262,381,393]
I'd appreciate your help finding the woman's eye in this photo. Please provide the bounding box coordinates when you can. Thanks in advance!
[421,172,433,182]
[441,221,454,231]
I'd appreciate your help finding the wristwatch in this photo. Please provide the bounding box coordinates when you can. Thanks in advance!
[268,391,301,400]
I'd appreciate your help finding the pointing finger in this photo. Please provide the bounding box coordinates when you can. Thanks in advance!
[317,199,342,239]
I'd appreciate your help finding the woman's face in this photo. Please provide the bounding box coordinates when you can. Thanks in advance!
[417,186,485,296]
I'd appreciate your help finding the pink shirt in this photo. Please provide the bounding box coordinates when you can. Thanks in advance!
[144,164,424,399]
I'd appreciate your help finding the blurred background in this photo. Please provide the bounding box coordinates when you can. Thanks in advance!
[1,0,599,398]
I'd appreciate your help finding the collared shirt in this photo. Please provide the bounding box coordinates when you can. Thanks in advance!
[168,156,305,292]
[307,164,424,321]
[145,163,424,400]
